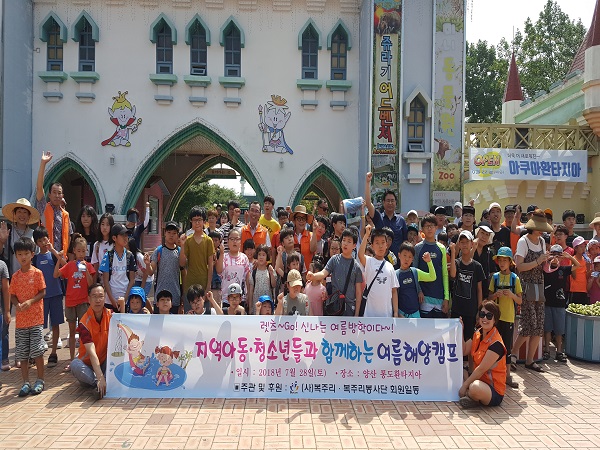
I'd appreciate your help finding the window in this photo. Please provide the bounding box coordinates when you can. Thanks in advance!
[156,21,173,74]
[224,23,241,77]
[47,18,63,71]
[302,25,318,79]
[190,22,207,76]
[78,19,95,71]
[148,197,159,235]
[330,26,347,80]
[407,97,425,151]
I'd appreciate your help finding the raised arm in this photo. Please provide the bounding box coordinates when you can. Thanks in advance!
[36,151,53,202]
[364,172,375,219]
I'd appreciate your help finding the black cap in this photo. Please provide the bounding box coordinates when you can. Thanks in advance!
[111,223,128,237]
[526,204,538,214]
[434,206,446,216]
[429,205,438,214]
[462,205,475,216]
[504,204,516,212]
[165,221,180,232]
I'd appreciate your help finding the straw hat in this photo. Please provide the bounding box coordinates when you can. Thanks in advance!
[589,212,600,228]
[523,212,553,233]
[2,198,40,225]
[290,205,314,224]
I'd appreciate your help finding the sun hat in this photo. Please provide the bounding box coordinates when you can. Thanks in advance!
[290,205,314,224]
[258,295,275,311]
[127,286,147,307]
[572,236,588,248]
[227,283,243,296]
[492,246,514,264]
[523,212,553,233]
[475,223,494,244]
[590,213,600,228]
[1,198,40,225]
[287,269,303,287]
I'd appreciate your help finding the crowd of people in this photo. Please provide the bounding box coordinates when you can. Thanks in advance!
[2,158,599,406]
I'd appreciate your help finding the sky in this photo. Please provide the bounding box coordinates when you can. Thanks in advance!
[212,0,597,196]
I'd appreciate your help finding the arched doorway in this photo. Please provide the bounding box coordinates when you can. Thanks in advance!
[290,160,351,212]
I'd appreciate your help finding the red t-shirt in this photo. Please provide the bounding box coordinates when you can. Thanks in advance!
[60,261,96,307]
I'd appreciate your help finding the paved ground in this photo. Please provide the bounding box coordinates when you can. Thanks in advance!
[1,322,600,449]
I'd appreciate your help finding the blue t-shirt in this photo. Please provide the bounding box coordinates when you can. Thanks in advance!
[33,251,63,298]
[413,240,446,300]
[396,268,419,315]
[371,212,407,256]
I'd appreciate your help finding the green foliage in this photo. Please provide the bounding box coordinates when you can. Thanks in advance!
[172,180,247,225]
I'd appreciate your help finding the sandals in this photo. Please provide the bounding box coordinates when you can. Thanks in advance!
[459,396,480,409]
[31,379,44,395]
[47,354,58,368]
[556,352,568,363]
[542,351,550,360]
[506,376,519,389]
[18,382,31,397]
[509,354,517,371]
[525,362,544,372]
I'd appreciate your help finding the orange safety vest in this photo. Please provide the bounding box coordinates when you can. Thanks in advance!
[471,326,506,396]
[44,203,70,251]
[77,306,113,366]
[294,229,314,271]
[241,223,269,247]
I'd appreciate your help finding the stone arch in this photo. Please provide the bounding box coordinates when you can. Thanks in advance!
[290,159,351,207]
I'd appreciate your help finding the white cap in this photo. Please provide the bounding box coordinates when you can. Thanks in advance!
[454,202,463,209]
[406,209,418,217]
[488,202,502,212]
[458,230,474,241]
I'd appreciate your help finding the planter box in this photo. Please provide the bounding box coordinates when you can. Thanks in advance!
[565,310,600,362]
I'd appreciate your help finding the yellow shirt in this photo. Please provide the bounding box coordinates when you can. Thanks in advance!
[488,272,522,323]
[259,215,281,239]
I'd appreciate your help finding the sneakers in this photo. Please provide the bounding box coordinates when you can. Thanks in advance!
[556,352,568,362]
[43,341,49,350]
[18,382,31,397]
[55,338,63,349]
[44,331,52,342]
[47,354,58,368]
[31,379,45,395]
[1,360,11,371]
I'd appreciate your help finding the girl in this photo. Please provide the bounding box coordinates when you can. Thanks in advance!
[588,256,600,304]
[128,237,153,305]
[305,255,327,316]
[255,295,275,315]
[91,213,114,281]
[216,228,251,308]
[74,205,99,262]
[155,346,180,387]
[247,244,276,314]
[570,236,590,305]
[243,239,256,265]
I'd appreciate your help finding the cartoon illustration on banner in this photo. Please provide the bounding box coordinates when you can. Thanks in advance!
[101,91,142,147]
[258,95,294,155]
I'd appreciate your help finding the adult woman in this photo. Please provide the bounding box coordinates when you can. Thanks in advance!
[511,210,552,372]
[459,300,506,408]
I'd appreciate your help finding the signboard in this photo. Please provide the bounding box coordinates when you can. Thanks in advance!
[432,0,465,201]
[106,315,463,401]
[469,148,588,182]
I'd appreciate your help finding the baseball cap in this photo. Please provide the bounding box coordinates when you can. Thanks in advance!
[458,230,474,241]
[454,202,463,209]
[544,208,553,218]
[406,209,418,218]
[594,256,600,264]
[434,206,446,216]
[127,286,147,307]
[165,220,180,232]
[550,244,563,254]
[526,204,538,214]
[572,236,587,248]
[462,205,475,216]
[407,223,419,233]
[488,202,501,212]
[111,223,128,237]
[227,283,243,296]
[287,269,303,287]
[258,295,275,311]
[504,204,516,212]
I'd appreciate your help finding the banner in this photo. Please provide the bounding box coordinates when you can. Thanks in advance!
[432,0,465,202]
[371,1,402,208]
[469,148,588,182]
[106,315,463,401]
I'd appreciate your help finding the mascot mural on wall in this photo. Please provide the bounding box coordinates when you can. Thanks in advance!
[258,95,293,154]
[101,91,142,147]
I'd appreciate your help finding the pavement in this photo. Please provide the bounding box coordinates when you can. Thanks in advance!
[1,322,600,449]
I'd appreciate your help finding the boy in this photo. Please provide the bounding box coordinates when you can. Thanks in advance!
[449,230,486,340]
[127,286,151,314]
[149,221,183,313]
[256,295,275,315]
[446,223,459,241]
[382,227,398,269]
[259,195,281,240]
[179,207,215,309]
[407,223,420,246]
[358,225,399,318]
[405,210,419,226]
[223,283,246,315]
[414,214,450,318]
[32,226,65,367]
[562,209,579,248]
[186,284,222,315]
[488,247,522,388]
[330,213,346,241]
[276,269,310,316]
[270,209,290,263]
[396,242,436,318]
[100,224,136,312]
[310,215,330,259]
[307,229,363,316]
[155,290,174,314]
[208,230,223,306]
[9,238,47,396]
[0,256,8,370]
[276,227,305,280]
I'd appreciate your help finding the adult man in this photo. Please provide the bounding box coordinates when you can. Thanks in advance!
[562,209,579,248]
[71,283,112,399]
[488,202,511,254]
[259,195,280,240]
[241,201,271,248]
[453,202,462,225]
[36,151,72,252]
[364,172,407,256]
[218,201,243,252]
[291,205,314,271]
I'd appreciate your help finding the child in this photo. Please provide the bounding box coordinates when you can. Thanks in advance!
[382,227,398,269]
[255,295,275,315]
[449,230,486,341]
[9,238,47,396]
[414,214,450,318]
[310,215,330,260]
[275,227,305,293]
[276,270,310,316]
[396,242,436,318]
[589,256,600,304]
[32,226,65,367]
[488,247,522,388]
[305,255,327,316]
[446,223,459,241]
[542,244,580,362]
[56,236,96,369]
[74,205,98,262]
[91,213,114,282]
[100,224,136,312]
[357,225,399,317]
[243,238,256,265]
[216,228,251,308]
[0,255,8,371]
[247,244,276,314]
[407,224,420,246]
[129,237,153,302]
[149,221,183,314]
[570,236,589,305]
[155,290,174,314]
[307,229,363,316]
[127,286,151,314]
[186,284,222,315]
[208,231,223,306]
[223,283,246,315]
[330,213,346,242]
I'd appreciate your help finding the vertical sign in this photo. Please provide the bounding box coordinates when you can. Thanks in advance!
[432,0,465,207]
[371,1,402,208]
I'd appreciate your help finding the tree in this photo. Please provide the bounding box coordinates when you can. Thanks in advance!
[465,40,507,123]
[172,180,247,225]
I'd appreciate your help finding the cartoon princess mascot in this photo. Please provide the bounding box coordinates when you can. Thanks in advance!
[155,346,180,387]
[101,91,142,147]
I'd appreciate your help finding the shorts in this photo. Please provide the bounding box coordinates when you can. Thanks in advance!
[44,295,65,328]
[65,303,90,323]
[398,309,420,318]
[544,306,566,335]
[569,292,589,305]
[15,325,46,361]
[496,320,514,355]
[451,311,476,342]
[518,299,545,337]
[420,308,447,319]
[487,386,504,407]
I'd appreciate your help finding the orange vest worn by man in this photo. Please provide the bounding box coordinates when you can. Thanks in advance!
[43,205,70,252]
[241,223,270,248]
[77,306,112,367]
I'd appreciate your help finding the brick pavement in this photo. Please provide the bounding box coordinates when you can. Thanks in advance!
[1,328,600,449]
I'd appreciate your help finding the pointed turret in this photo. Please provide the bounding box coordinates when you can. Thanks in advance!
[502,53,524,123]
[583,0,600,137]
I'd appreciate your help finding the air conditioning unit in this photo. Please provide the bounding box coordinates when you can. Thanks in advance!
[225,64,240,77]
[191,66,206,76]
[157,63,172,74]
[302,69,317,79]
[80,62,94,72]
[331,69,345,80]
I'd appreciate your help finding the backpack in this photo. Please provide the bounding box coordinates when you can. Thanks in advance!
[106,249,136,281]
[492,271,517,293]
[153,244,180,289]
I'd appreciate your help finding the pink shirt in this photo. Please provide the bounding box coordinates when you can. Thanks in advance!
[304,282,326,316]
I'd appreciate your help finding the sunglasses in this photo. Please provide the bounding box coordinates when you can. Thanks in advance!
[478,310,494,320]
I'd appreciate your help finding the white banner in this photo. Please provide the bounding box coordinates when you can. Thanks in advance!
[469,147,588,182]
[106,315,463,401]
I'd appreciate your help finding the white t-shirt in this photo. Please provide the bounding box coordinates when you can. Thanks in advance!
[516,234,545,259]
[100,250,130,304]
[135,252,154,284]
[221,252,252,305]
[361,256,399,318]
[92,240,113,266]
